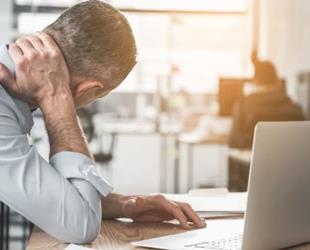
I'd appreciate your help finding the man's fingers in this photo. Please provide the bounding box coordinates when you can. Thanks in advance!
[9,43,24,67]
[178,202,206,228]
[137,195,204,230]
[179,202,204,227]
[9,43,23,57]
[15,38,40,60]
[15,38,36,56]
[36,32,61,54]
[158,199,190,229]
[170,203,191,229]
[150,195,191,229]
[26,36,45,52]
[0,63,18,93]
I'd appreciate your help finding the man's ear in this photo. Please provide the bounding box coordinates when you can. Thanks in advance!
[73,80,104,99]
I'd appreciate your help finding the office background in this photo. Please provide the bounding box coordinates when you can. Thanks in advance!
[0,0,310,249]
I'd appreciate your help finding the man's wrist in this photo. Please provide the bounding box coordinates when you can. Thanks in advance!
[121,196,137,219]
[102,193,136,219]
[38,91,74,112]
[39,90,92,158]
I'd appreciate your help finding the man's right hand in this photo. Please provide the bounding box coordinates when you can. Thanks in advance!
[0,32,70,107]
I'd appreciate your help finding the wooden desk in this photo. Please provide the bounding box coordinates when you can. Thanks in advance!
[27,219,186,250]
[27,219,310,250]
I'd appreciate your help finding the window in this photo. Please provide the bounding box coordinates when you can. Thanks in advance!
[13,0,251,93]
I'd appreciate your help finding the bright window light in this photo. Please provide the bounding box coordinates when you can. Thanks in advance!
[110,0,247,12]
[16,0,247,12]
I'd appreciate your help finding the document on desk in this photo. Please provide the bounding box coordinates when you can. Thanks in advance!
[164,192,247,215]
[65,244,95,250]
[196,211,243,219]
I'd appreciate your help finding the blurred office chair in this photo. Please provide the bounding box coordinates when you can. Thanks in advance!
[0,202,31,250]
[229,91,305,149]
[1,202,11,250]
[230,60,298,149]
[218,78,249,116]
[218,77,287,117]
[228,90,304,191]
[228,58,304,190]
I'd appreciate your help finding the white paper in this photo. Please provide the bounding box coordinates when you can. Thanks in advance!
[65,244,95,250]
[164,192,247,213]
[133,219,244,250]
[197,211,243,219]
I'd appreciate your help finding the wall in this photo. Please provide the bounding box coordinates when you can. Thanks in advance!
[258,0,310,101]
[0,0,12,44]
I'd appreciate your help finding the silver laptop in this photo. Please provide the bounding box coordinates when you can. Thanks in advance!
[134,121,310,250]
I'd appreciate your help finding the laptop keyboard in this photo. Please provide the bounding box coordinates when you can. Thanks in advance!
[184,234,243,250]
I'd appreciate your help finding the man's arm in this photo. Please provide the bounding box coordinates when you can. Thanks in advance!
[101,193,206,229]
[40,92,91,158]
[7,33,91,158]
[0,33,112,243]
[0,90,103,243]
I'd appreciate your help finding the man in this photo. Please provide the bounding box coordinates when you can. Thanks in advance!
[229,52,304,149]
[0,0,205,244]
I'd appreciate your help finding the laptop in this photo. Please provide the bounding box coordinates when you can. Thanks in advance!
[133,121,310,250]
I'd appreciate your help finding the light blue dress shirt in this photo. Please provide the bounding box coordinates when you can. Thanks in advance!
[0,44,113,243]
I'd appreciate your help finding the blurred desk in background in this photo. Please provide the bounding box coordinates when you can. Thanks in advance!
[92,117,183,194]
[93,117,157,135]
[177,116,232,192]
[91,115,235,194]
[178,134,230,192]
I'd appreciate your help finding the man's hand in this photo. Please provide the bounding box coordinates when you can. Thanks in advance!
[0,32,91,158]
[0,32,70,106]
[102,193,206,229]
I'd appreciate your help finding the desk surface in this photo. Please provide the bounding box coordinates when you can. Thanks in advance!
[27,219,186,250]
[27,219,310,250]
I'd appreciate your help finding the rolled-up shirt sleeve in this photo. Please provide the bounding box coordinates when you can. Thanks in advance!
[0,88,113,244]
[50,151,113,197]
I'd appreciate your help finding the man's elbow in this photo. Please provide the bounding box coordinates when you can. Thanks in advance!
[54,208,101,244]
[71,217,101,244]
[74,230,99,244]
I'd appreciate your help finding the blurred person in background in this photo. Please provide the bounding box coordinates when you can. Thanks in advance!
[229,51,305,149]
[0,0,205,244]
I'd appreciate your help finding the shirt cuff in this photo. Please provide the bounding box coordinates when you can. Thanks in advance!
[50,151,113,196]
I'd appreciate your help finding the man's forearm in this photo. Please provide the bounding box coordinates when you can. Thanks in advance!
[40,92,92,158]
[101,193,133,219]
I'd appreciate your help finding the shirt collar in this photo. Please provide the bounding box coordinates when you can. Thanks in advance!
[0,44,34,133]
[0,45,15,75]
